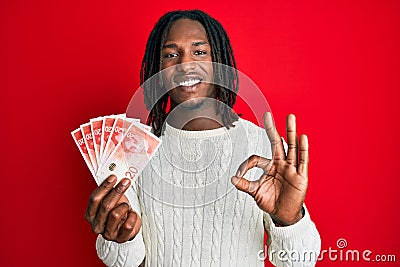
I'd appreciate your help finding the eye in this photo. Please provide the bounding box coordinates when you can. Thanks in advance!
[194,50,208,56]
[164,53,178,59]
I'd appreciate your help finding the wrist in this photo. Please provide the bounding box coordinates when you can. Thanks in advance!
[271,207,305,227]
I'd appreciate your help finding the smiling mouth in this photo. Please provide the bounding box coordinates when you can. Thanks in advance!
[177,78,202,87]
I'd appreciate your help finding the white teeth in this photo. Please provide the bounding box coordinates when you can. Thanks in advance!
[178,79,201,87]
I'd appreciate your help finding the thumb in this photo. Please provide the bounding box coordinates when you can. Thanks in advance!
[231,176,252,195]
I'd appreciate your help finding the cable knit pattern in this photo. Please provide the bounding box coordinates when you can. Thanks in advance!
[95,118,321,267]
[171,168,183,267]
[190,163,202,266]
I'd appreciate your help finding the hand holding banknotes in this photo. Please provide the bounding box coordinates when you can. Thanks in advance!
[72,114,162,243]
[85,175,141,243]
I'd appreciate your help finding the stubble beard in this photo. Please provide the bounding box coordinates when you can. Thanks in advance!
[176,98,207,111]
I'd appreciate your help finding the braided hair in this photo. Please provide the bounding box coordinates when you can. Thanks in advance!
[141,10,239,136]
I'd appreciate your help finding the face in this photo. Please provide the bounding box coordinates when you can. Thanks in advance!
[161,19,215,110]
[122,133,146,154]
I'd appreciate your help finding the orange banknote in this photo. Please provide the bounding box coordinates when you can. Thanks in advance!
[72,114,161,185]
[97,121,162,185]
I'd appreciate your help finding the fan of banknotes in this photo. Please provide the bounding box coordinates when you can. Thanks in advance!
[71,114,162,185]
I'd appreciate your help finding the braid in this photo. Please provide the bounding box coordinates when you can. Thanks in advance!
[140,10,239,137]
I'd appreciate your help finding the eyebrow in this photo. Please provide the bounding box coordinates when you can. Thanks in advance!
[162,41,209,49]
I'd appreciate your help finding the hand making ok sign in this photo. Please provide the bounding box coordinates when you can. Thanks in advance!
[231,112,309,226]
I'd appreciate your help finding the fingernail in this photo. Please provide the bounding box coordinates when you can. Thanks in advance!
[236,170,242,177]
[231,176,237,184]
[107,175,116,182]
[122,179,129,186]
[231,176,240,186]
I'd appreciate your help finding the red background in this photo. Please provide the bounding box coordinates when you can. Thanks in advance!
[1,0,399,266]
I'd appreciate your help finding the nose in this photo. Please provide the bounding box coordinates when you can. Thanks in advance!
[176,52,196,72]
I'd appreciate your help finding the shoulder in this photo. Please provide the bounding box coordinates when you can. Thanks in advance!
[235,118,266,137]
[232,118,272,157]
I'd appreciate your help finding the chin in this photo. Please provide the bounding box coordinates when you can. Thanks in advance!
[175,98,207,111]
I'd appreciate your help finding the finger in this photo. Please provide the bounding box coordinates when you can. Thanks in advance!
[92,178,131,234]
[102,202,130,241]
[235,155,271,177]
[231,176,259,196]
[86,175,117,223]
[116,195,131,207]
[264,112,285,159]
[117,210,141,243]
[297,134,309,177]
[235,155,258,177]
[286,114,298,166]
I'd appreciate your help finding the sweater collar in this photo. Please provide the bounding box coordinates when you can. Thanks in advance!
[163,121,237,138]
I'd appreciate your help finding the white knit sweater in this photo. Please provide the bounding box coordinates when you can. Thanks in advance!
[96,118,321,267]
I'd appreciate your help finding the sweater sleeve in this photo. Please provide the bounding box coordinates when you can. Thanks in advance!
[95,182,146,267]
[263,205,321,267]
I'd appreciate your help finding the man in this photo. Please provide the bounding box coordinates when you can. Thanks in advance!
[85,10,321,266]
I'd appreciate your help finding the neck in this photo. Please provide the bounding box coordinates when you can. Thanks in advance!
[167,100,224,131]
